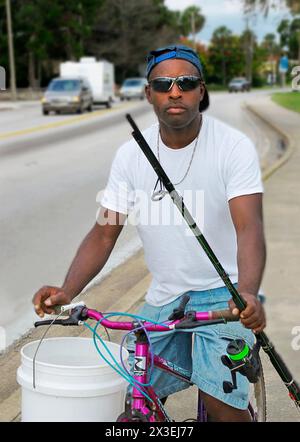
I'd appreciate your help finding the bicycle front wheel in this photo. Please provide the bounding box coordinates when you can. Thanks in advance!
[248,356,267,422]
[116,411,149,422]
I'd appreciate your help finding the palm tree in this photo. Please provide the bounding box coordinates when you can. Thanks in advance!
[243,0,300,15]
[180,6,205,48]
[244,0,300,62]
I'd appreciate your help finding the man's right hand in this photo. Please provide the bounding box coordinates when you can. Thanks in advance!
[32,286,72,318]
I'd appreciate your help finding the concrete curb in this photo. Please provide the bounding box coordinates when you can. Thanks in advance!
[245,101,296,182]
[0,390,21,422]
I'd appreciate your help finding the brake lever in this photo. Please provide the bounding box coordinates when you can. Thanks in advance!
[168,294,190,320]
[34,305,88,328]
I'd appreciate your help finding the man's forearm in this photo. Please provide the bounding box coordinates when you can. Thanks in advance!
[61,225,117,300]
[237,223,266,296]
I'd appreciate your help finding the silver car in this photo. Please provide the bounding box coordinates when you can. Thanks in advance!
[119,77,147,101]
[41,77,93,115]
[228,77,251,93]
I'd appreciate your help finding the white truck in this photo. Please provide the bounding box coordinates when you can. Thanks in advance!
[60,57,115,108]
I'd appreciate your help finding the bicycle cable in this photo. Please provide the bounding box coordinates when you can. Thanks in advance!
[32,309,65,389]
[119,324,154,386]
[94,311,170,384]
[84,321,154,403]
[86,316,156,399]
[84,311,171,403]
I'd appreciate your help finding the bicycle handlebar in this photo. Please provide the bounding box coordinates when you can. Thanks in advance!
[34,302,239,331]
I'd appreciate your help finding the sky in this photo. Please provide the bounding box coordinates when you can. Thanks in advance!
[165,0,292,45]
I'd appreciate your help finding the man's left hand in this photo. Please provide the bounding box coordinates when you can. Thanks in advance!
[228,292,266,334]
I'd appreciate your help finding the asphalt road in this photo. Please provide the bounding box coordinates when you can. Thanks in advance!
[0,91,282,349]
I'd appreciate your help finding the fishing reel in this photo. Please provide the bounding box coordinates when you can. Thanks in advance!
[221,339,261,394]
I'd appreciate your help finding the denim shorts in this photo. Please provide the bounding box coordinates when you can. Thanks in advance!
[126,286,256,410]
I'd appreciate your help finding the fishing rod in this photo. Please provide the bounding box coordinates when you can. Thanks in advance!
[126,113,300,410]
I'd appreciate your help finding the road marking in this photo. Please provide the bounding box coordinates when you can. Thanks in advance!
[0,102,135,140]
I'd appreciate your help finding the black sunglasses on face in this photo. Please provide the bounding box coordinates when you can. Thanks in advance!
[149,75,202,93]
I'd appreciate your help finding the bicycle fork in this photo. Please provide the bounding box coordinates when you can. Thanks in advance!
[131,330,172,422]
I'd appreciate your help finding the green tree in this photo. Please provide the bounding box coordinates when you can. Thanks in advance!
[208,25,269,87]
[243,0,300,15]
[263,33,278,48]
[0,1,9,77]
[290,17,300,61]
[209,27,245,86]
[179,6,205,40]
[278,17,300,61]
[252,38,272,85]
[86,0,183,82]
[13,1,60,88]
[262,32,281,60]
[277,19,291,47]
[0,0,104,88]
[241,29,256,82]
[0,0,206,88]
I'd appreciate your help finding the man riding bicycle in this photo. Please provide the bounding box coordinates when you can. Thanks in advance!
[33,45,266,422]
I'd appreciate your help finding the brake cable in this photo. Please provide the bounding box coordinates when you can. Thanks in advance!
[32,309,65,389]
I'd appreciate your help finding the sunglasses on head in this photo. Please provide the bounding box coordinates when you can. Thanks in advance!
[149,75,202,93]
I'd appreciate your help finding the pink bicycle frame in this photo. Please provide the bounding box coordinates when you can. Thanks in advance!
[85,308,229,422]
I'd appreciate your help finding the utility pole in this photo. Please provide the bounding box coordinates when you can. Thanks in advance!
[191,10,196,50]
[5,0,17,101]
[244,13,254,84]
[296,29,300,65]
[78,2,83,56]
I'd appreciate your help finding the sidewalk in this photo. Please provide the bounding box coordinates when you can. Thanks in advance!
[0,95,299,422]
[245,96,300,421]
[0,100,39,111]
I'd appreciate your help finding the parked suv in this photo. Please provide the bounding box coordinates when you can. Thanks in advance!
[41,77,93,115]
[228,77,251,93]
[119,77,147,101]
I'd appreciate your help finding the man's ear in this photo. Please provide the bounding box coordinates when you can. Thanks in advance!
[199,83,205,101]
[145,84,152,104]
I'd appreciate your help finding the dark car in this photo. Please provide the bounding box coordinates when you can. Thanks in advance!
[228,77,251,93]
[41,77,93,115]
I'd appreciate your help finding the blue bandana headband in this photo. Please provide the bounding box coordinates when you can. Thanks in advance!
[146,45,204,78]
[145,44,210,112]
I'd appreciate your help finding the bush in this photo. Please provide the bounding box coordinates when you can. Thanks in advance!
[252,76,265,88]
[206,83,227,91]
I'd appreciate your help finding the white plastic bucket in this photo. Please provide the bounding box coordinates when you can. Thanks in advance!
[17,337,129,422]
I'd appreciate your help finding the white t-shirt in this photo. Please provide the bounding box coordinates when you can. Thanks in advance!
[100,115,263,306]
